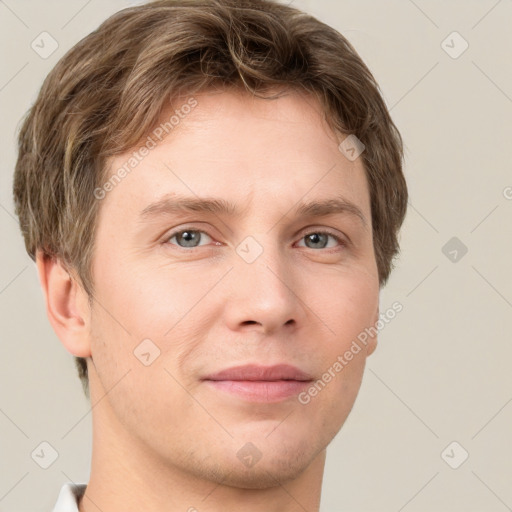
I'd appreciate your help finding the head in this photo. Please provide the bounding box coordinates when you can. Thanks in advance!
[13,0,407,489]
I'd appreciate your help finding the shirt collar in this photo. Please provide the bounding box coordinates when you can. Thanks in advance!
[52,483,87,512]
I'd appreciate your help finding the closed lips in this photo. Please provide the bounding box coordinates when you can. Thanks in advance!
[203,364,313,382]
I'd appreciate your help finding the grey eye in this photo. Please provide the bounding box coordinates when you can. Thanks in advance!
[167,230,212,248]
[304,233,329,249]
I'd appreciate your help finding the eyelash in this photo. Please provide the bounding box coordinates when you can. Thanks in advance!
[163,227,347,251]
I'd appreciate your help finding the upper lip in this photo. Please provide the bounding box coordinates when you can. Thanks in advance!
[203,364,313,382]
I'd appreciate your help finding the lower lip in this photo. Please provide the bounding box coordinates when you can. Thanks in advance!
[204,380,311,402]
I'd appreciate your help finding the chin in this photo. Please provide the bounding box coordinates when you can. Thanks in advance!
[201,456,313,490]
[188,435,325,490]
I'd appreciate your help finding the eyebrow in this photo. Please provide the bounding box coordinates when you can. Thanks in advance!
[140,195,239,218]
[139,194,367,228]
[294,198,367,228]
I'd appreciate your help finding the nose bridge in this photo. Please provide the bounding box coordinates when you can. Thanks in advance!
[225,231,300,332]
[238,231,293,296]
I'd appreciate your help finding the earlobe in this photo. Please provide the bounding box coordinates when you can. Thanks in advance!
[35,250,92,358]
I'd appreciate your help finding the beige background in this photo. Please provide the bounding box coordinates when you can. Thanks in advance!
[1,1,511,511]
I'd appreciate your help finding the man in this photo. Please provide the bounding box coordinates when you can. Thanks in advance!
[13,0,408,510]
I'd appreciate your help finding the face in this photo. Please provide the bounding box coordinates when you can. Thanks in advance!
[87,88,380,488]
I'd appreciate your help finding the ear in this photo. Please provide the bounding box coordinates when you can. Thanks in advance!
[35,250,92,358]
[365,302,379,357]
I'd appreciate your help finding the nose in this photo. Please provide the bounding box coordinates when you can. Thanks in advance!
[222,239,302,336]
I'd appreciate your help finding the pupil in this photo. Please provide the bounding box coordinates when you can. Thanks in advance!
[307,233,326,249]
[179,231,198,247]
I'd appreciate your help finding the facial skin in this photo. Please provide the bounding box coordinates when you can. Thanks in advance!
[38,88,380,512]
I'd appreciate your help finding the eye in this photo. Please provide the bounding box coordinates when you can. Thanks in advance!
[165,229,214,248]
[296,230,345,250]
[163,227,346,251]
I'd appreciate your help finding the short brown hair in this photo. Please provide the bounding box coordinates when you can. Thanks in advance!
[13,0,408,398]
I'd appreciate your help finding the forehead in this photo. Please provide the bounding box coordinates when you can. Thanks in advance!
[100,88,371,223]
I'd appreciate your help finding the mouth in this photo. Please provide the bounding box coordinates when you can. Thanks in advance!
[202,364,314,403]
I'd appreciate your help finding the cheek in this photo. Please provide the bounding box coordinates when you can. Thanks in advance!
[314,268,379,348]
[294,268,377,410]
[92,255,182,338]
[90,259,223,382]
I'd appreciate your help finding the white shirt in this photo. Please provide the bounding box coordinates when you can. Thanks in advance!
[52,483,87,512]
